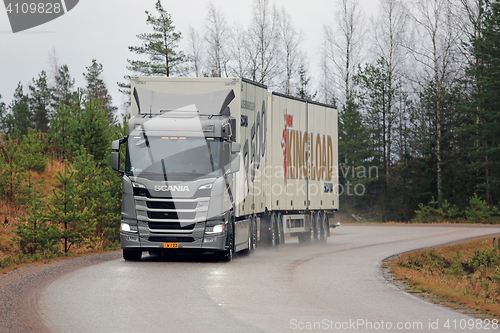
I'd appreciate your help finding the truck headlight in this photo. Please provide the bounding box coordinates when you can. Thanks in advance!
[205,223,224,234]
[121,223,138,232]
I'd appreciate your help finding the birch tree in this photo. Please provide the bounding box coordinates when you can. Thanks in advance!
[247,0,281,86]
[408,0,463,205]
[186,26,204,77]
[279,6,302,94]
[324,0,366,105]
[228,23,249,78]
[204,3,230,77]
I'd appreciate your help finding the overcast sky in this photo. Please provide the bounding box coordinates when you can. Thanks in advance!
[0,0,377,115]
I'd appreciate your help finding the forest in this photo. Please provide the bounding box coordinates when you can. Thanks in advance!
[0,0,499,263]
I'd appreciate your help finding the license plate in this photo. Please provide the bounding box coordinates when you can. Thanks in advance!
[163,243,179,249]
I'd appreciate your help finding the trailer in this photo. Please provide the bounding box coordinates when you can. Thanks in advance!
[111,77,338,261]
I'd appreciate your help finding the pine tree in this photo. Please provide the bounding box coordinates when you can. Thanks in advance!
[338,101,375,213]
[53,64,75,107]
[28,70,53,133]
[0,94,6,132]
[466,0,500,204]
[83,59,117,119]
[69,97,114,162]
[295,61,317,100]
[126,0,185,77]
[19,128,48,189]
[47,160,95,253]
[6,83,32,136]
[0,132,28,207]
[72,149,121,247]
[49,102,73,160]
[15,197,59,256]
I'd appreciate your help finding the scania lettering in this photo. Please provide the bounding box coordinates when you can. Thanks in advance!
[154,185,190,192]
[111,77,339,261]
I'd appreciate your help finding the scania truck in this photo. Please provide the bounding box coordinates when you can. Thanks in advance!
[111,77,339,261]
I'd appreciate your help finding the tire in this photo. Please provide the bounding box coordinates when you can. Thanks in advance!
[320,212,328,243]
[123,249,142,261]
[251,216,257,251]
[269,213,277,247]
[242,218,253,255]
[277,213,284,245]
[315,212,322,242]
[309,212,318,242]
[218,219,234,262]
[245,216,257,252]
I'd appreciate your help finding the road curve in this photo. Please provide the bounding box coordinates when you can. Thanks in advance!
[38,225,500,333]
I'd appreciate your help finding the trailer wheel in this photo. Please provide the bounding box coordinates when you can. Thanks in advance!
[314,212,322,242]
[277,213,284,244]
[123,249,142,261]
[250,216,257,252]
[309,212,316,242]
[320,212,328,243]
[269,213,278,247]
[310,212,321,242]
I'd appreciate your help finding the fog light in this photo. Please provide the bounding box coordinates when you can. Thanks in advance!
[125,235,139,242]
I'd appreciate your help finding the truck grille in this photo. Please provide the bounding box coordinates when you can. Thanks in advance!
[146,201,198,210]
[147,211,197,220]
[148,222,195,231]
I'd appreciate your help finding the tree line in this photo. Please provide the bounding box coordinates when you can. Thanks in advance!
[0,59,124,263]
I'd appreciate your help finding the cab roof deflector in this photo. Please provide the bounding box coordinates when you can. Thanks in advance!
[133,87,235,116]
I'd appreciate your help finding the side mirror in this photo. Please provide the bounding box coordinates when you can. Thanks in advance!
[229,156,240,173]
[231,142,241,154]
[111,151,120,171]
[111,139,120,151]
[111,138,126,174]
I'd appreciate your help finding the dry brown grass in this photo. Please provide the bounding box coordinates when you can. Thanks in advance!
[0,157,70,267]
[389,237,500,318]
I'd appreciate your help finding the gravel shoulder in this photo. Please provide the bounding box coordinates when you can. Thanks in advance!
[0,251,121,333]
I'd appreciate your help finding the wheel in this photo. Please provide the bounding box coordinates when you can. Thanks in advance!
[277,213,284,245]
[269,213,277,247]
[251,216,257,251]
[309,212,318,242]
[246,216,257,252]
[123,249,142,261]
[315,212,322,242]
[242,217,254,255]
[320,212,328,243]
[218,220,234,262]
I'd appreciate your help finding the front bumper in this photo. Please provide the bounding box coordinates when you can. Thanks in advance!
[120,228,228,252]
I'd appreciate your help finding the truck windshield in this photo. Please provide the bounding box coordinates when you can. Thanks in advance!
[125,135,223,180]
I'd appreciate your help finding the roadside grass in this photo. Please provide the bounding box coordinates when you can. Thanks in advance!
[387,237,500,318]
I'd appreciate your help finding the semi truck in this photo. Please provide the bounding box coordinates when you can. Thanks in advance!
[111,77,339,261]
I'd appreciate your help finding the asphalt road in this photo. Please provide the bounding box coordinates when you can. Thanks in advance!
[39,225,500,333]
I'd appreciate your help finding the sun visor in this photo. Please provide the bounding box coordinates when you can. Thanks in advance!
[133,87,235,116]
